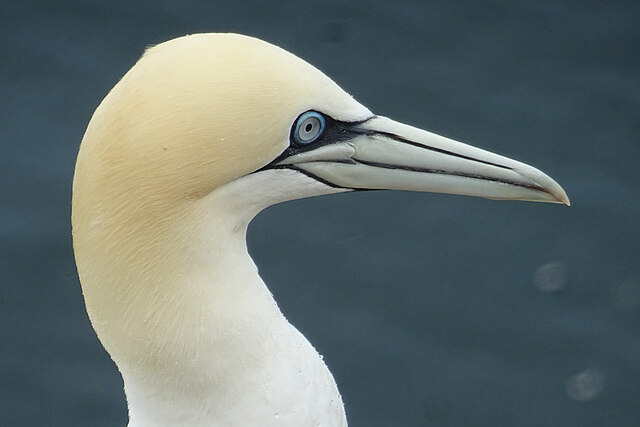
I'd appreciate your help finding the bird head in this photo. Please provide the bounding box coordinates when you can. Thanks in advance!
[74,33,568,231]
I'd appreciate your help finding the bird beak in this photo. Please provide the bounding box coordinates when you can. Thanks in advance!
[275,115,570,205]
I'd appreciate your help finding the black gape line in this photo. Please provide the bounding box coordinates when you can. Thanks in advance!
[353,159,545,192]
[256,110,545,193]
[284,166,348,190]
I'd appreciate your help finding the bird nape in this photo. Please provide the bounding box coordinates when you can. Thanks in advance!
[72,33,568,427]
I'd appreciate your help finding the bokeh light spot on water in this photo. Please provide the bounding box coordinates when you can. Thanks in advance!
[612,280,640,312]
[533,262,568,293]
[565,368,606,402]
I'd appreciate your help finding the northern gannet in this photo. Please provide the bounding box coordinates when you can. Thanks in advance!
[72,33,569,426]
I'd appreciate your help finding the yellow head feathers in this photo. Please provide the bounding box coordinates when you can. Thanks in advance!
[74,33,369,210]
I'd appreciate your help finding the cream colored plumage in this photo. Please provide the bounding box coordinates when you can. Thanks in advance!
[73,33,568,426]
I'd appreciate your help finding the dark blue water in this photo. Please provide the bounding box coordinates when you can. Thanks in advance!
[1,1,639,425]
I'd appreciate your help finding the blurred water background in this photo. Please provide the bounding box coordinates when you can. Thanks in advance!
[1,1,639,425]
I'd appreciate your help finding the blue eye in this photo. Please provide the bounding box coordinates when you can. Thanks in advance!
[293,111,326,146]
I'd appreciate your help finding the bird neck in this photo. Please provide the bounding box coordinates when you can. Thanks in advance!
[73,170,348,425]
[121,220,289,425]
[75,188,293,424]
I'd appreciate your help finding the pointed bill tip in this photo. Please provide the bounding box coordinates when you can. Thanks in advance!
[549,190,570,206]
[514,166,570,206]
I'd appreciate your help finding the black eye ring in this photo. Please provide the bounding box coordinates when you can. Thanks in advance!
[292,111,326,146]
